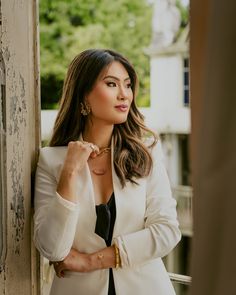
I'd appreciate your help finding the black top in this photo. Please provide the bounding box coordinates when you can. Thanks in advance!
[95,193,116,295]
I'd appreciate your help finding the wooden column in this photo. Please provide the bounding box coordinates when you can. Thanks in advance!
[0,0,41,294]
[190,0,236,294]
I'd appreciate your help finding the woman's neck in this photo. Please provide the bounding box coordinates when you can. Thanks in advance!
[83,123,113,148]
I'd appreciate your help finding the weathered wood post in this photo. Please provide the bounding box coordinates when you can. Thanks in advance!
[0,0,41,294]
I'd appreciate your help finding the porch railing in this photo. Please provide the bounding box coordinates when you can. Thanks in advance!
[172,185,193,236]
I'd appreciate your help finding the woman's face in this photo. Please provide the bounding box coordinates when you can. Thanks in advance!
[86,61,134,125]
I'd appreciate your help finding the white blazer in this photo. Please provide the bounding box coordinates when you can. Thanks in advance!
[34,140,181,295]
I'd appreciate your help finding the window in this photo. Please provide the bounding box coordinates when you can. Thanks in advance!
[183,58,190,107]
[179,134,191,186]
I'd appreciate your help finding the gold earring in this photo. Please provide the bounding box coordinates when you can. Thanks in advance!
[80,101,91,116]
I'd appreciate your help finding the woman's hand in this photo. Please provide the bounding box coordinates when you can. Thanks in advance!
[57,141,99,202]
[51,248,92,278]
[62,141,99,173]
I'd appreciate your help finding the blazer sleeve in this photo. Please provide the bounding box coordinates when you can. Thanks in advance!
[34,148,79,261]
[114,140,181,268]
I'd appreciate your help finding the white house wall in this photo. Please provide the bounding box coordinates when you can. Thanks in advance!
[147,54,191,134]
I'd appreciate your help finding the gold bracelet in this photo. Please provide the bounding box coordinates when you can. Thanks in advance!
[97,253,104,259]
[97,252,104,269]
[114,244,120,269]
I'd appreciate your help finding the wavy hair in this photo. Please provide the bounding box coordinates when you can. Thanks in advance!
[50,49,157,187]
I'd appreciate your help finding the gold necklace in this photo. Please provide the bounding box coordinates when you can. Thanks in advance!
[90,147,111,175]
[96,147,111,157]
[92,168,107,176]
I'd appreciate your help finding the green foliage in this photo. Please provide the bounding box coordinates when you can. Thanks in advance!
[40,0,188,109]
[40,0,153,109]
[176,0,189,28]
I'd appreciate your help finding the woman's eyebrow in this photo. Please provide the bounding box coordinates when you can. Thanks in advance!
[103,75,130,81]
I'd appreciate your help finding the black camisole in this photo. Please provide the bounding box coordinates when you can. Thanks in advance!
[95,193,116,295]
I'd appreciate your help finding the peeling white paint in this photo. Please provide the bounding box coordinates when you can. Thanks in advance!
[0,48,7,275]
[0,0,41,294]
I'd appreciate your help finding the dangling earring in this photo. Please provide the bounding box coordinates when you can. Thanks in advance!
[80,101,91,116]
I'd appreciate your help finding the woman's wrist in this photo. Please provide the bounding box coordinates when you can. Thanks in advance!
[89,246,117,271]
[57,168,78,203]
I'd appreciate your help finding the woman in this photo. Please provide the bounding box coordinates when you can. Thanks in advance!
[34,49,181,295]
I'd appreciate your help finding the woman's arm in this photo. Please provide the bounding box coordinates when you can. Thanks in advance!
[34,147,80,261]
[56,141,98,202]
[113,140,181,268]
[34,142,98,261]
[52,246,117,278]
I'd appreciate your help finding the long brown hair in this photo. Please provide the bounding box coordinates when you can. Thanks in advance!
[50,49,157,187]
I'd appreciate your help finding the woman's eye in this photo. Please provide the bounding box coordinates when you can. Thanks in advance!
[126,83,132,88]
[107,82,116,87]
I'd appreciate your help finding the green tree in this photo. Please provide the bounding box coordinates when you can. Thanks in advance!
[40,0,189,109]
[40,0,153,109]
[176,0,189,28]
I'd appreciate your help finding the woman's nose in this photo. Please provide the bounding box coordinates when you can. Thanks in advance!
[117,86,128,100]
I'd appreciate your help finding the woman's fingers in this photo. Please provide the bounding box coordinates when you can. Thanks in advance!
[64,141,99,172]
[53,261,65,278]
[68,140,99,155]
[88,143,99,158]
[81,141,99,155]
[74,141,100,159]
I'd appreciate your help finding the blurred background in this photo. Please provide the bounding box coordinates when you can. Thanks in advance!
[40,0,188,109]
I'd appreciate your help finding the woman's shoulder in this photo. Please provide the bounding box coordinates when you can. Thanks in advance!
[38,146,67,171]
[40,145,67,158]
[40,145,67,153]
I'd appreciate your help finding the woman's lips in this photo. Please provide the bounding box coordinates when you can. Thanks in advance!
[115,104,128,112]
